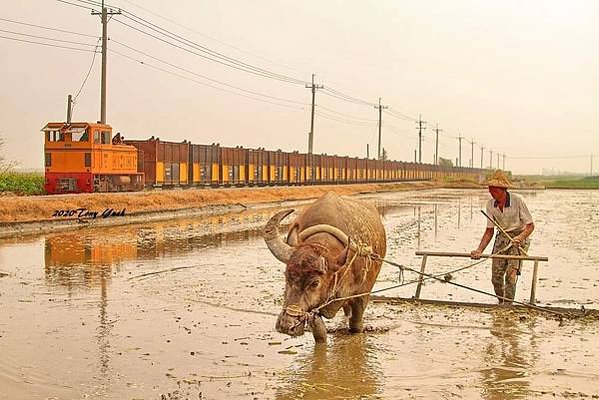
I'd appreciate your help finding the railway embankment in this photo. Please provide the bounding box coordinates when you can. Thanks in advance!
[0,180,482,238]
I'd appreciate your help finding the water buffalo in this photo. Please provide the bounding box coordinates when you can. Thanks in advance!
[264,192,387,343]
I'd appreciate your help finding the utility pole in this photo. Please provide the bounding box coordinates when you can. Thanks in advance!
[497,153,500,169]
[374,98,388,160]
[92,1,121,124]
[66,94,72,124]
[502,154,506,170]
[469,138,475,168]
[480,145,484,169]
[366,144,369,159]
[305,73,324,154]
[415,115,427,163]
[489,149,493,169]
[433,124,442,165]
[457,133,463,167]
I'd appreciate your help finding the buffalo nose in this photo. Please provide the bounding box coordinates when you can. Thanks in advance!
[276,313,305,336]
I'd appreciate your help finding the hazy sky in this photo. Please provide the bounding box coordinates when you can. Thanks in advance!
[1,0,597,174]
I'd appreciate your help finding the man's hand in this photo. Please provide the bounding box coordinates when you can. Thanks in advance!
[512,235,524,248]
[470,249,482,259]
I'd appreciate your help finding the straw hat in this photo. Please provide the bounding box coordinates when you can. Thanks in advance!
[485,170,512,188]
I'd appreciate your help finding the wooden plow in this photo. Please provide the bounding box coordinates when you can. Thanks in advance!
[413,251,548,305]
[371,251,598,318]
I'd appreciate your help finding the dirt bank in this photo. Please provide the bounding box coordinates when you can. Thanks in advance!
[0,180,473,238]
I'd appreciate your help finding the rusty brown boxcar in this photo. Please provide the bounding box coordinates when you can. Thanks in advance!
[220,146,246,186]
[319,154,332,183]
[189,143,220,186]
[267,150,288,185]
[337,156,348,182]
[346,157,357,182]
[125,138,189,187]
[247,147,268,185]
[305,154,320,184]
[288,151,306,185]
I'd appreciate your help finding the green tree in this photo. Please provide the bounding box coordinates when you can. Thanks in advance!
[381,147,388,161]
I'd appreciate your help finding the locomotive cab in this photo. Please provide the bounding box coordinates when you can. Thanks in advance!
[42,122,144,194]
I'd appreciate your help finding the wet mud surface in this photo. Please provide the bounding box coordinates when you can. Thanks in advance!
[1,189,598,399]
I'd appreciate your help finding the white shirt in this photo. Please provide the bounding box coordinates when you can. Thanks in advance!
[485,192,533,233]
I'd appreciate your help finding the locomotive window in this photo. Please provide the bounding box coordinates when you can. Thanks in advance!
[72,128,89,142]
[84,153,91,167]
[45,153,51,166]
[48,130,63,142]
[101,131,111,144]
[94,131,100,144]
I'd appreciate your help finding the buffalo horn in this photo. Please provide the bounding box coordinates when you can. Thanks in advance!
[298,224,356,250]
[264,209,295,263]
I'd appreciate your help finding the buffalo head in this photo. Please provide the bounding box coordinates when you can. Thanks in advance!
[264,210,350,339]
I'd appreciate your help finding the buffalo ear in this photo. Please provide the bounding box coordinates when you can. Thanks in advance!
[316,256,328,274]
[335,242,351,268]
[287,226,299,246]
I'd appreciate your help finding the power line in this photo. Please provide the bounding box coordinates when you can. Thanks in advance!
[72,38,102,112]
[314,112,376,127]
[112,16,306,86]
[0,17,98,38]
[0,34,99,53]
[0,28,98,47]
[110,39,308,105]
[56,0,99,12]
[323,87,376,107]
[119,12,307,84]
[109,48,305,110]
[69,0,308,85]
[316,104,377,122]
[320,89,367,106]
[116,0,309,76]
[387,107,417,122]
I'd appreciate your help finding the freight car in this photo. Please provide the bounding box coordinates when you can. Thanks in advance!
[43,122,485,194]
[42,122,144,194]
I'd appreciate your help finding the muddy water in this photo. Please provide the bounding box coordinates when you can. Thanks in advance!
[0,189,598,399]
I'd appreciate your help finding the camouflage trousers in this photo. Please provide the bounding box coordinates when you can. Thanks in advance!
[491,229,530,304]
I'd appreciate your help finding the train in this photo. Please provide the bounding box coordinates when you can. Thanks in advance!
[42,121,484,194]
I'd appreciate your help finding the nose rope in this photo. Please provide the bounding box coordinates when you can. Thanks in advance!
[284,304,304,317]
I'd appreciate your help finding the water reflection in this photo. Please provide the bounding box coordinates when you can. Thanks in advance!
[457,197,461,229]
[416,206,421,250]
[480,313,539,399]
[43,217,265,288]
[434,203,438,241]
[470,195,474,220]
[275,335,381,399]
[97,271,111,384]
[40,213,272,395]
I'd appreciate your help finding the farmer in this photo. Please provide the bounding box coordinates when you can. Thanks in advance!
[470,170,535,304]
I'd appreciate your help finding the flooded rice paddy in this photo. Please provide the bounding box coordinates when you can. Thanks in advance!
[0,189,598,399]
